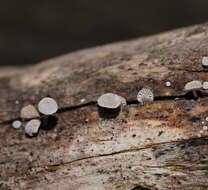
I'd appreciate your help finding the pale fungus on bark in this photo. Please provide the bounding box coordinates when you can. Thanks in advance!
[80,98,86,103]
[25,119,41,137]
[137,88,154,104]
[97,93,121,109]
[15,100,19,105]
[38,97,58,115]
[20,104,40,119]
[202,81,208,90]
[12,120,22,129]
[184,80,202,98]
[203,126,208,131]
[165,81,171,87]
[202,56,208,68]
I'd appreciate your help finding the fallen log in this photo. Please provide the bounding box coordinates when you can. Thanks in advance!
[1,23,208,190]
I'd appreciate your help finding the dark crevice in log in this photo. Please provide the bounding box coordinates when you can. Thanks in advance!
[97,106,121,119]
[40,115,58,130]
[130,185,150,190]
[57,101,96,113]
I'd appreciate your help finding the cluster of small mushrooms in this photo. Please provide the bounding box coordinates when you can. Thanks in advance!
[12,97,58,137]
[11,56,208,137]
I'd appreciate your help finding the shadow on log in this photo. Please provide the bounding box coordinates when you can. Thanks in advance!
[131,186,150,190]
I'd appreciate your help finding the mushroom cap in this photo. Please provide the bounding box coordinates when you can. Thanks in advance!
[203,126,208,131]
[137,88,154,103]
[202,81,208,90]
[25,119,41,137]
[202,56,208,67]
[165,81,171,87]
[12,120,22,129]
[184,80,202,91]
[38,97,58,115]
[97,93,121,109]
[21,104,40,119]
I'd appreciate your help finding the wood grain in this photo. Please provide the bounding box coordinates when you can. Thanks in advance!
[1,23,208,190]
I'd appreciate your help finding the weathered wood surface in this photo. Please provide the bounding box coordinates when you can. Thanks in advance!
[1,23,208,190]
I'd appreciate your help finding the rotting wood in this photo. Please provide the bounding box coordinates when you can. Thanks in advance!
[1,23,208,190]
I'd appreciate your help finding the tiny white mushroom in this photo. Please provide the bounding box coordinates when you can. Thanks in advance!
[137,88,154,104]
[97,93,121,109]
[184,80,202,91]
[202,56,208,68]
[184,80,202,98]
[80,98,86,103]
[203,126,208,131]
[206,117,208,122]
[25,119,41,137]
[21,105,40,119]
[200,130,204,134]
[202,81,208,90]
[38,97,58,115]
[12,120,22,129]
[165,81,171,87]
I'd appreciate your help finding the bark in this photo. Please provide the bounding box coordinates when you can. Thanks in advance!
[1,23,208,190]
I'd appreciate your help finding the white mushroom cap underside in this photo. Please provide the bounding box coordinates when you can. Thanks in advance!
[25,119,41,136]
[137,88,154,103]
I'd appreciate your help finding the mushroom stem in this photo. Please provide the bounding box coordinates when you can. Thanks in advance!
[193,90,198,99]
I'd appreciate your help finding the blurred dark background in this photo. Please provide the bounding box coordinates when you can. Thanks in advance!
[1,0,208,66]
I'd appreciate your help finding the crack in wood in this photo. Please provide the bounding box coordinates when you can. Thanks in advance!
[144,164,208,171]
[169,67,208,73]
[44,137,208,170]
